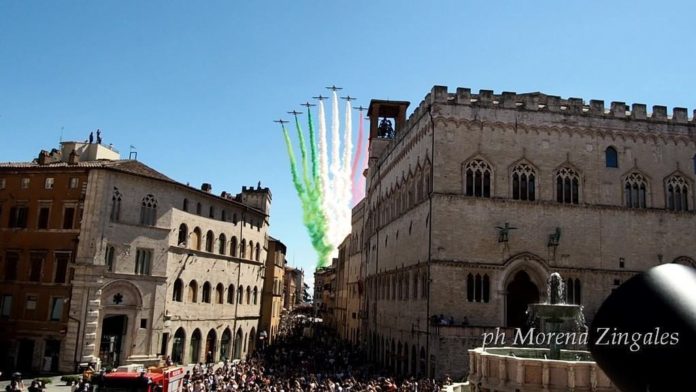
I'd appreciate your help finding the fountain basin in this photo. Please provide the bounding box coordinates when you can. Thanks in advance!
[527,303,583,321]
[468,347,617,392]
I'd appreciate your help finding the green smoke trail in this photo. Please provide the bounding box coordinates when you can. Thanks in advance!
[281,122,332,268]
[293,114,312,192]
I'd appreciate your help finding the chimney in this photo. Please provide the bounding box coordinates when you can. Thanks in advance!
[68,149,79,165]
[201,183,212,193]
[37,150,50,165]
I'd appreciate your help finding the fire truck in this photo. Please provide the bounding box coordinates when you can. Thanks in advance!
[93,365,186,392]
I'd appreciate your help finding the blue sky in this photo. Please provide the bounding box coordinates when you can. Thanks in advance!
[2,1,695,288]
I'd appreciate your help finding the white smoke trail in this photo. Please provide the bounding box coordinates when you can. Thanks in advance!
[327,91,342,247]
[340,99,353,236]
[317,98,336,249]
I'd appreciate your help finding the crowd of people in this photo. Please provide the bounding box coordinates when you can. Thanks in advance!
[181,317,446,392]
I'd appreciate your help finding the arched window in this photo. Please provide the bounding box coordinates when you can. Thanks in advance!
[105,245,115,272]
[192,227,202,251]
[209,206,215,218]
[237,286,243,304]
[566,278,582,304]
[140,194,157,225]
[624,172,647,208]
[232,213,238,224]
[667,175,690,211]
[253,287,258,305]
[216,283,224,304]
[196,202,202,215]
[219,234,227,254]
[421,272,428,299]
[255,243,261,261]
[178,224,188,247]
[222,210,227,221]
[413,272,419,299]
[248,241,254,260]
[511,163,536,201]
[231,236,238,257]
[205,230,214,252]
[240,239,247,258]
[183,198,189,212]
[202,282,211,303]
[463,159,492,197]
[188,280,198,303]
[466,273,490,303]
[173,279,183,302]
[605,146,618,168]
[404,273,410,301]
[111,188,122,222]
[556,167,580,204]
[227,284,235,304]
[246,286,251,304]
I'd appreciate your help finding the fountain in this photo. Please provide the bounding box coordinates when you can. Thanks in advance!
[467,272,617,391]
[526,272,587,359]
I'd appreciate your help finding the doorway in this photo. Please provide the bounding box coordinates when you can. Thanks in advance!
[100,315,128,368]
[17,339,35,371]
[506,271,539,328]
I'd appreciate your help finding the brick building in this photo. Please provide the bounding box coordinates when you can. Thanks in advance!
[1,140,271,372]
[356,86,696,378]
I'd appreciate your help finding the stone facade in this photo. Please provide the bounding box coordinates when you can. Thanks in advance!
[355,87,696,379]
[283,266,303,310]
[260,238,286,345]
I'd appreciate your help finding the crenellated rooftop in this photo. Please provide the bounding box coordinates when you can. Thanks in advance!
[406,86,696,126]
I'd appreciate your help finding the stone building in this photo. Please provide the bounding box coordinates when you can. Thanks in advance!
[1,140,270,372]
[334,202,364,346]
[357,86,696,379]
[283,266,303,310]
[313,264,336,328]
[260,237,286,345]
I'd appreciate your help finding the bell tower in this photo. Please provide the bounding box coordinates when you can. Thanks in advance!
[366,99,410,162]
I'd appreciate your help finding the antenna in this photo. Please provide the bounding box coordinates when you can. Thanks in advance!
[59,126,64,144]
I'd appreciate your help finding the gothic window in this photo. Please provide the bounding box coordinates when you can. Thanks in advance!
[196,202,202,215]
[240,240,247,258]
[105,245,115,272]
[466,273,490,303]
[202,282,211,303]
[605,146,618,168]
[566,278,582,304]
[135,249,152,275]
[205,230,214,252]
[246,286,251,304]
[178,224,188,247]
[192,227,202,251]
[111,188,122,222]
[511,163,536,201]
[404,273,410,301]
[463,159,492,197]
[253,287,258,305]
[624,172,647,208]
[227,284,235,304]
[237,286,243,304]
[421,272,428,299]
[139,194,157,226]
[666,175,690,211]
[183,199,189,212]
[173,279,183,302]
[219,234,227,254]
[216,283,224,304]
[188,280,198,303]
[231,236,238,257]
[413,272,419,299]
[209,206,215,218]
[255,243,261,261]
[556,167,580,204]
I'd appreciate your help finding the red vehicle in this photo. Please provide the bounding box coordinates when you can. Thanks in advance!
[93,366,185,392]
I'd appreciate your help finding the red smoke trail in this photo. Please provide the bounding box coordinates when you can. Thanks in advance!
[351,114,367,205]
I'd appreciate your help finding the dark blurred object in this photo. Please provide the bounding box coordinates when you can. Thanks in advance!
[589,263,696,391]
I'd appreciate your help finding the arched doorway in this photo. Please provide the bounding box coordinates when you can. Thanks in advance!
[172,328,185,364]
[99,315,128,367]
[205,329,217,364]
[249,328,256,354]
[190,329,202,364]
[506,270,540,328]
[220,328,231,361]
[234,328,243,359]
